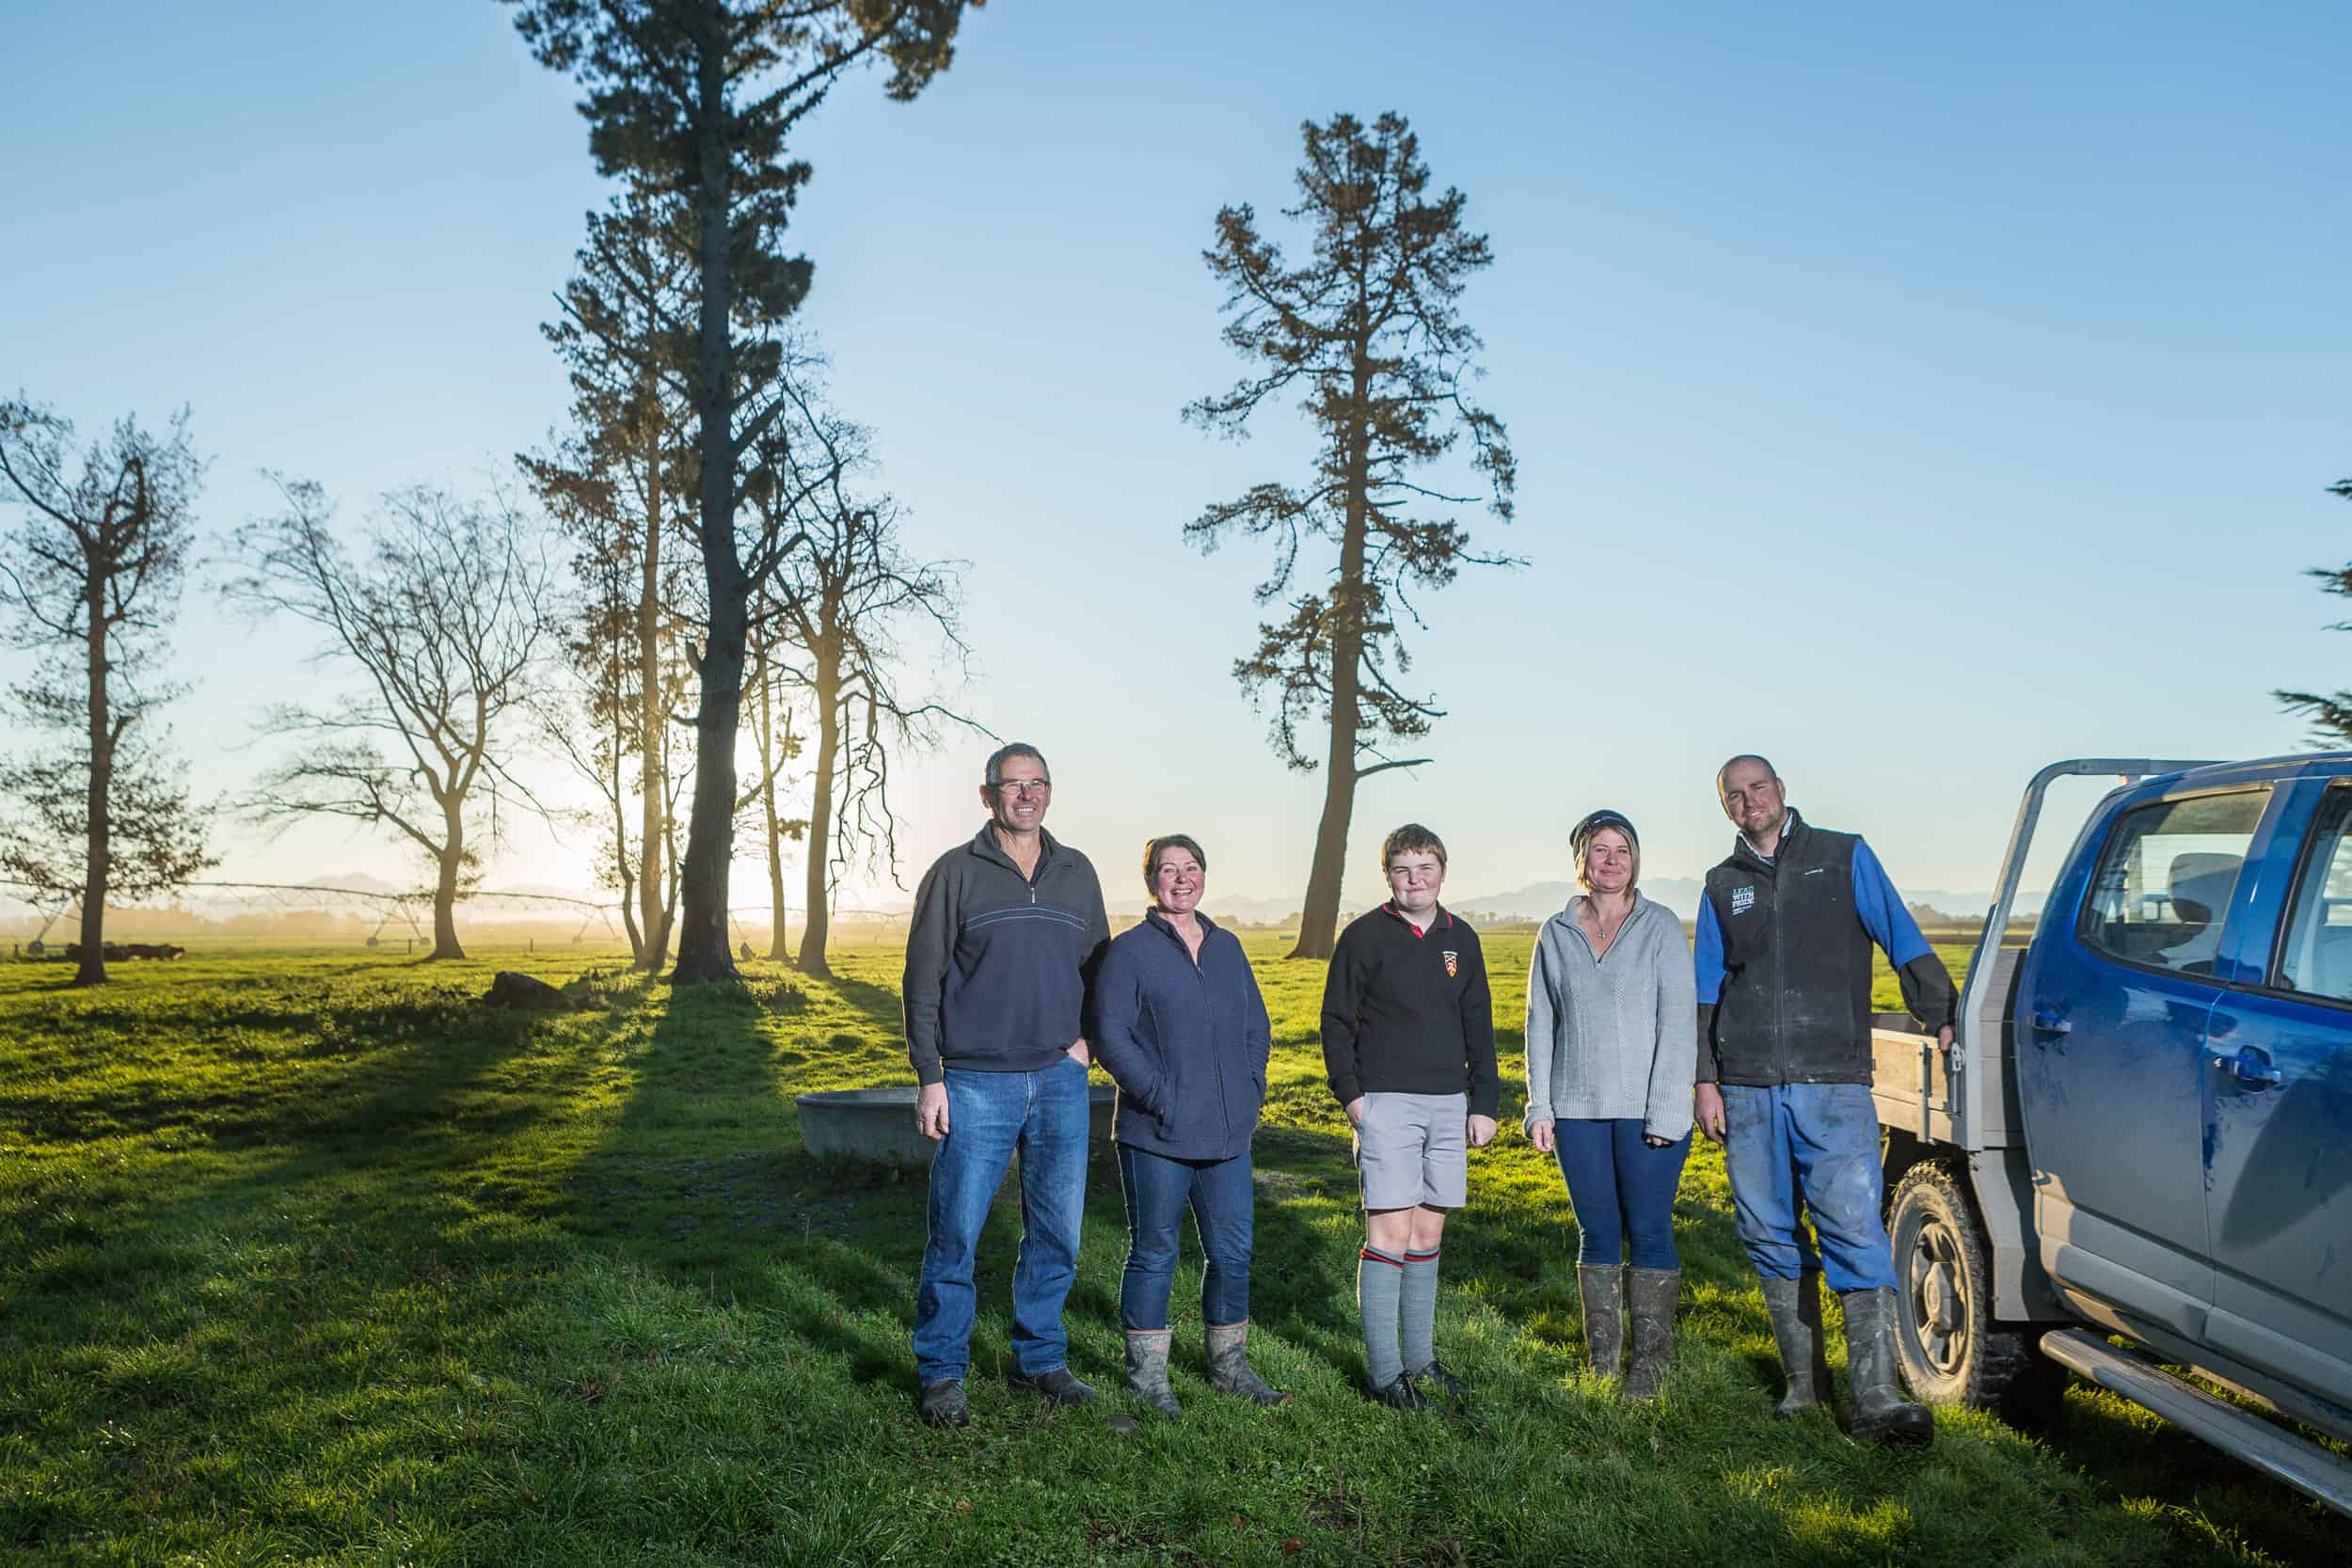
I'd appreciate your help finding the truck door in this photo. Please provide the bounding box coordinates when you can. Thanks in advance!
[2201,778,2352,1404]
[2019,784,2273,1340]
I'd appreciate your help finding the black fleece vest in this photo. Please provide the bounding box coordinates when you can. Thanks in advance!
[1702,816,1878,1086]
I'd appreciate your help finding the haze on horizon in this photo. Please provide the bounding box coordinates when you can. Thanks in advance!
[5,1,2347,936]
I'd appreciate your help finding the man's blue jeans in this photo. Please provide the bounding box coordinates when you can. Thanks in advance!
[1720,1083,1898,1292]
[1116,1143,1255,1330]
[912,1055,1089,1385]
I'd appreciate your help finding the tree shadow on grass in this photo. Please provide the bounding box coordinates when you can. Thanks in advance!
[0,978,649,1557]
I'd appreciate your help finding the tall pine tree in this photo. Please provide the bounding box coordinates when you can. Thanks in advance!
[1186,113,1518,958]
[503,0,983,983]
[2275,475,2352,746]
[525,182,699,970]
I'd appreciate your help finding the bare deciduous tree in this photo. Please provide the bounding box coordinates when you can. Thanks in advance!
[227,479,556,959]
[753,377,974,977]
[744,613,807,960]
[527,420,697,969]
[0,398,215,985]
[531,494,675,963]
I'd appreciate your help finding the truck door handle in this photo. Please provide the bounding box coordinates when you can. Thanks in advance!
[2211,1049,2282,1088]
[2030,1008,2071,1036]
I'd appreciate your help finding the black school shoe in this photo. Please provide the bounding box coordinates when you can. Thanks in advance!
[1412,1360,1469,1407]
[1366,1371,1431,1411]
[1007,1367,1097,1407]
[918,1379,970,1428]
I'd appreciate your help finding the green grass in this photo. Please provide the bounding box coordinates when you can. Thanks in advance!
[0,936,2336,1565]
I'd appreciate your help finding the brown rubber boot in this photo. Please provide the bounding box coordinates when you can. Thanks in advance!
[1205,1320,1290,1405]
[1623,1267,1678,1401]
[1123,1329,1182,1417]
[1578,1264,1624,1383]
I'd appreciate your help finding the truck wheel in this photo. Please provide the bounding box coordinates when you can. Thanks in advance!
[1885,1162,2061,1423]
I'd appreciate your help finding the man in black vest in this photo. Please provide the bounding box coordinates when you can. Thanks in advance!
[1692,754,1953,1444]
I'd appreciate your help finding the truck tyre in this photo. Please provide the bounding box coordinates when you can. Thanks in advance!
[1885,1162,2063,1425]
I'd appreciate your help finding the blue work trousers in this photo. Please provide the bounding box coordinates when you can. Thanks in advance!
[1720,1082,1898,1292]
[1552,1117,1690,1269]
[912,1055,1089,1384]
[1116,1143,1255,1330]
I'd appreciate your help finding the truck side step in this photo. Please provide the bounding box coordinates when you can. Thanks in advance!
[2041,1329,2352,1518]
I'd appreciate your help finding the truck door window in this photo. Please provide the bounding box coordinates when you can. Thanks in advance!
[2078,788,2269,976]
[2273,784,2352,1002]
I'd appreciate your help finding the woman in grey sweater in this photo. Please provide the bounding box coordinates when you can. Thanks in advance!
[1522,809,1697,1397]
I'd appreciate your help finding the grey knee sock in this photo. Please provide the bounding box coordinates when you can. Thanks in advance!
[1358,1245,1406,1387]
[1401,1248,1440,1371]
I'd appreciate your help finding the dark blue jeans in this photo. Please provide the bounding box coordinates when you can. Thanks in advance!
[912,1055,1089,1384]
[1720,1082,1898,1292]
[1551,1117,1690,1269]
[1116,1142,1255,1330]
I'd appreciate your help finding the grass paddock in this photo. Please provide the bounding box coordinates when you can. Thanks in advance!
[0,936,2341,1565]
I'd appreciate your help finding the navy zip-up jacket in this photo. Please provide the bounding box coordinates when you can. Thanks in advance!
[903,824,1111,1085]
[1692,808,1956,1085]
[1089,910,1271,1162]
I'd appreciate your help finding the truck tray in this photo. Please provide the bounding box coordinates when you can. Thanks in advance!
[1869,943,2026,1147]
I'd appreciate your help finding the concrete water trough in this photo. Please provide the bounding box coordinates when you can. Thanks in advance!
[796,1083,1120,1169]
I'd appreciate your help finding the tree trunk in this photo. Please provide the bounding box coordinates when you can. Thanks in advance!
[670,48,745,987]
[1289,384,1376,961]
[430,803,467,961]
[1289,622,1363,959]
[635,391,668,972]
[757,671,792,962]
[75,587,110,987]
[612,741,644,961]
[797,653,841,978]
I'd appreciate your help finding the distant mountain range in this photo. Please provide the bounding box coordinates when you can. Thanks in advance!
[1440,879,2043,925]
[1172,879,2044,927]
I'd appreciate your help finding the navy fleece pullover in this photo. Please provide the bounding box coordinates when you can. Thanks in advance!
[903,824,1111,1085]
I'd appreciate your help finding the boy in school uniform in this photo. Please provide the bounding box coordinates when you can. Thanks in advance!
[1320,823,1501,1409]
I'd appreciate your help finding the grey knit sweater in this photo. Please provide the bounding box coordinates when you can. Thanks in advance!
[1521,894,1698,1142]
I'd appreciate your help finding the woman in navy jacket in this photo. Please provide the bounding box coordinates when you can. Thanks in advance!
[1091,833,1289,1416]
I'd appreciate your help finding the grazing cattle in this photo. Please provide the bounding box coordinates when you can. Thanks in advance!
[60,942,186,961]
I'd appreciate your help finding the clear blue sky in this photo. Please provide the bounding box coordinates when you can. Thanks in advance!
[5,0,2349,917]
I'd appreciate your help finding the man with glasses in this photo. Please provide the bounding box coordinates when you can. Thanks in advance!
[1693,754,1954,1445]
[905,742,1112,1427]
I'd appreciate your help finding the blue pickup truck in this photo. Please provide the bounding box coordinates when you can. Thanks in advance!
[1871,756,2352,1515]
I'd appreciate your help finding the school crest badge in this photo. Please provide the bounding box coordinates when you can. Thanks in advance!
[1442,949,1459,977]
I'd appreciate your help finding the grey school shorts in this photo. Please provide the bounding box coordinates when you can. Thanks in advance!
[1353,1090,1469,1211]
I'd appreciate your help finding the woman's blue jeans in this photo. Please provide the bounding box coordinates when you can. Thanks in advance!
[1552,1117,1690,1269]
[1116,1143,1255,1330]
[912,1055,1089,1385]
